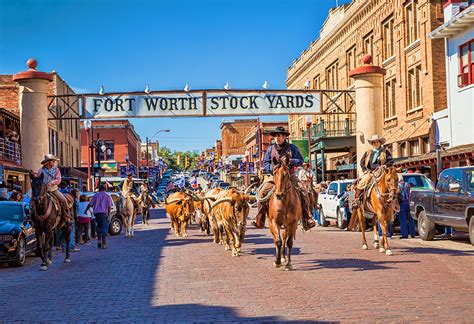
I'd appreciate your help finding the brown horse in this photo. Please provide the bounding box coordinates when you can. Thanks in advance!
[29,172,74,271]
[349,166,400,255]
[138,190,155,226]
[268,156,302,271]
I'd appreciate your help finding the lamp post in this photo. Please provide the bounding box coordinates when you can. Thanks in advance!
[305,115,313,169]
[83,120,92,191]
[95,134,106,188]
[245,150,250,189]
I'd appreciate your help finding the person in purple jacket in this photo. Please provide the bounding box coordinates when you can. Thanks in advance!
[85,184,114,249]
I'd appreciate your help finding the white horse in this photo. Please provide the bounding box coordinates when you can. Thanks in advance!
[121,195,137,237]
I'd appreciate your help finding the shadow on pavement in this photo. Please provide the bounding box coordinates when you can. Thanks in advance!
[398,246,474,256]
[301,258,420,272]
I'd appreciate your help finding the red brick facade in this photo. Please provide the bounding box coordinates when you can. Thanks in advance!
[80,120,141,176]
[220,119,258,159]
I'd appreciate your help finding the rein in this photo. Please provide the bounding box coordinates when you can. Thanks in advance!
[32,193,53,223]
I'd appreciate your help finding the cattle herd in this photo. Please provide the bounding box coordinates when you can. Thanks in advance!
[164,187,253,257]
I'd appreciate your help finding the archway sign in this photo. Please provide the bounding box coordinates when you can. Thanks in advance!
[83,90,323,119]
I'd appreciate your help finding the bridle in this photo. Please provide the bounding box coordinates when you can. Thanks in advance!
[31,182,52,223]
[274,164,291,200]
[374,166,399,207]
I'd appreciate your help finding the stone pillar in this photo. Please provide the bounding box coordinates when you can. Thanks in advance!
[349,55,386,177]
[13,59,53,172]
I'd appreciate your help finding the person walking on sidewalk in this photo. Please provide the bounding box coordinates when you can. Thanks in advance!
[85,184,114,249]
[77,194,93,245]
[397,174,416,239]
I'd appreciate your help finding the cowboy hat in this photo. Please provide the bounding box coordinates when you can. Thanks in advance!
[367,134,386,145]
[269,126,290,136]
[40,154,59,165]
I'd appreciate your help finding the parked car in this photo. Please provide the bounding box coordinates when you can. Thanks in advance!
[218,182,231,189]
[0,202,37,267]
[317,179,355,228]
[85,192,123,236]
[410,167,474,245]
[212,180,224,188]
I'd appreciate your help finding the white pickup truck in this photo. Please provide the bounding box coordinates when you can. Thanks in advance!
[317,179,354,228]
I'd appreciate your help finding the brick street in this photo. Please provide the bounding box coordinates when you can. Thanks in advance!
[1,208,473,322]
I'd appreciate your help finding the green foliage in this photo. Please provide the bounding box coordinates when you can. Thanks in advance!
[158,147,200,171]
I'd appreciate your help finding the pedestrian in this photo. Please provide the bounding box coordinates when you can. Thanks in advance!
[9,191,22,202]
[76,194,93,245]
[85,184,114,249]
[397,174,416,239]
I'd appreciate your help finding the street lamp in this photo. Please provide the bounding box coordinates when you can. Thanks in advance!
[245,150,250,189]
[146,129,171,178]
[83,120,92,191]
[306,115,313,169]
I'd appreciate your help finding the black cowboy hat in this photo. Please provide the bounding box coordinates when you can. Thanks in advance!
[126,172,133,177]
[269,126,290,136]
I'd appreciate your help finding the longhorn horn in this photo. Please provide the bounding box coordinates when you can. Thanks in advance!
[244,182,258,194]
[211,197,233,209]
[165,198,183,205]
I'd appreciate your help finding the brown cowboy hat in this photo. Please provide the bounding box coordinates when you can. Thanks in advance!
[367,134,386,145]
[269,126,290,136]
[40,154,59,165]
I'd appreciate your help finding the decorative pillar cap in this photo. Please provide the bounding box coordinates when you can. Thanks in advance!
[349,54,386,78]
[13,58,53,82]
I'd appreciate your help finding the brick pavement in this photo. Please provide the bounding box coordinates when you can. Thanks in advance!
[0,207,473,322]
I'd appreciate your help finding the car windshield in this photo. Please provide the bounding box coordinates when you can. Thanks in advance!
[340,182,350,193]
[0,204,23,222]
[467,170,474,192]
[403,175,434,190]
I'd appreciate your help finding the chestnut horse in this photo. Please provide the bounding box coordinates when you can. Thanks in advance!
[268,156,302,271]
[29,172,74,271]
[349,165,400,255]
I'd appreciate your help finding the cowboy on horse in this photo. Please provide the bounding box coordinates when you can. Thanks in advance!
[253,126,316,231]
[37,154,72,223]
[353,134,394,208]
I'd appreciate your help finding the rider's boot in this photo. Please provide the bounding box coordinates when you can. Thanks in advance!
[301,196,316,231]
[252,203,268,229]
[352,188,363,208]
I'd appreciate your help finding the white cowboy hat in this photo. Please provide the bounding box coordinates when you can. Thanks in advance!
[40,154,59,165]
[367,134,386,145]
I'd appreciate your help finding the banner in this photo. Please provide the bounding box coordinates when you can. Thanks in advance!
[84,91,321,118]
[291,139,309,162]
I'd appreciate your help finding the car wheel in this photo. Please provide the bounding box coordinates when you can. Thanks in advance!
[109,218,122,236]
[337,208,345,229]
[320,208,329,227]
[418,210,435,241]
[469,216,474,246]
[9,237,26,267]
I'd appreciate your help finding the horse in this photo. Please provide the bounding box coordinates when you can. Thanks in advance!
[121,194,137,237]
[29,172,74,271]
[301,176,318,215]
[267,155,302,271]
[348,165,400,255]
[138,190,155,226]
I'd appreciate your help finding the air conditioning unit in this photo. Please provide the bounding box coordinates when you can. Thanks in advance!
[458,72,469,87]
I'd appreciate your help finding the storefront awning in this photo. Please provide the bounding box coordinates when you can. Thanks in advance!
[395,144,474,168]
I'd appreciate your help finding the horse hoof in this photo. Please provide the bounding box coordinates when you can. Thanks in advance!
[379,247,386,253]
[273,261,282,268]
[40,265,48,271]
[46,259,52,266]
[385,249,393,256]
[361,244,368,250]
[285,265,293,271]
[373,242,379,249]
[64,258,71,263]
[225,245,230,251]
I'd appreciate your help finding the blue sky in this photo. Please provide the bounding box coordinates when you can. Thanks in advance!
[0,0,351,152]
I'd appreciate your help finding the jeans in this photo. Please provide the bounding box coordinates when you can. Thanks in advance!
[397,201,416,238]
[313,209,321,225]
[95,213,109,238]
[377,222,393,238]
[60,222,76,250]
[444,227,453,235]
[77,221,91,243]
[90,218,97,238]
[343,207,351,226]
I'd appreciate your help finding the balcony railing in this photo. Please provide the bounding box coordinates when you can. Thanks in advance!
[310,118,356,138]
[0,138,22,164]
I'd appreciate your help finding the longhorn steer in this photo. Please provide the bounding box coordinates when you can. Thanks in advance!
[203,188,224,243]
[211,188,251,256]
[164,192,193,237]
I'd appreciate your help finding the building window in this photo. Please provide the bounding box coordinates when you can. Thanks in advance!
[56,107,63,130]
[422,136,430,153]
[384,79,396,119]
[312,74,320,90]
[405,0,419,46]
[59,141,63,164]
[363,32,373,57]
[96,140,114,161]
[459,40,474,87]
[326,60,339,90]
[399,141,408,157]
[382,17,394,60]
[346,45,357,86]
[407,65,422,111]
[410,139,420,156]
[76,149,79,167]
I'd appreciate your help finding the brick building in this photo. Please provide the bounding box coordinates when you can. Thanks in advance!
[286,0,447,180]
[0,72,81,168]
[80,120,141,178]
[244,121,288,171]
[220,119,258,161]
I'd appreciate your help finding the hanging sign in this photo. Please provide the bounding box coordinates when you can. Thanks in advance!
[84,91,321,118]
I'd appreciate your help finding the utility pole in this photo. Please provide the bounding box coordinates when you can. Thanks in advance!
[146,137,149,178]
